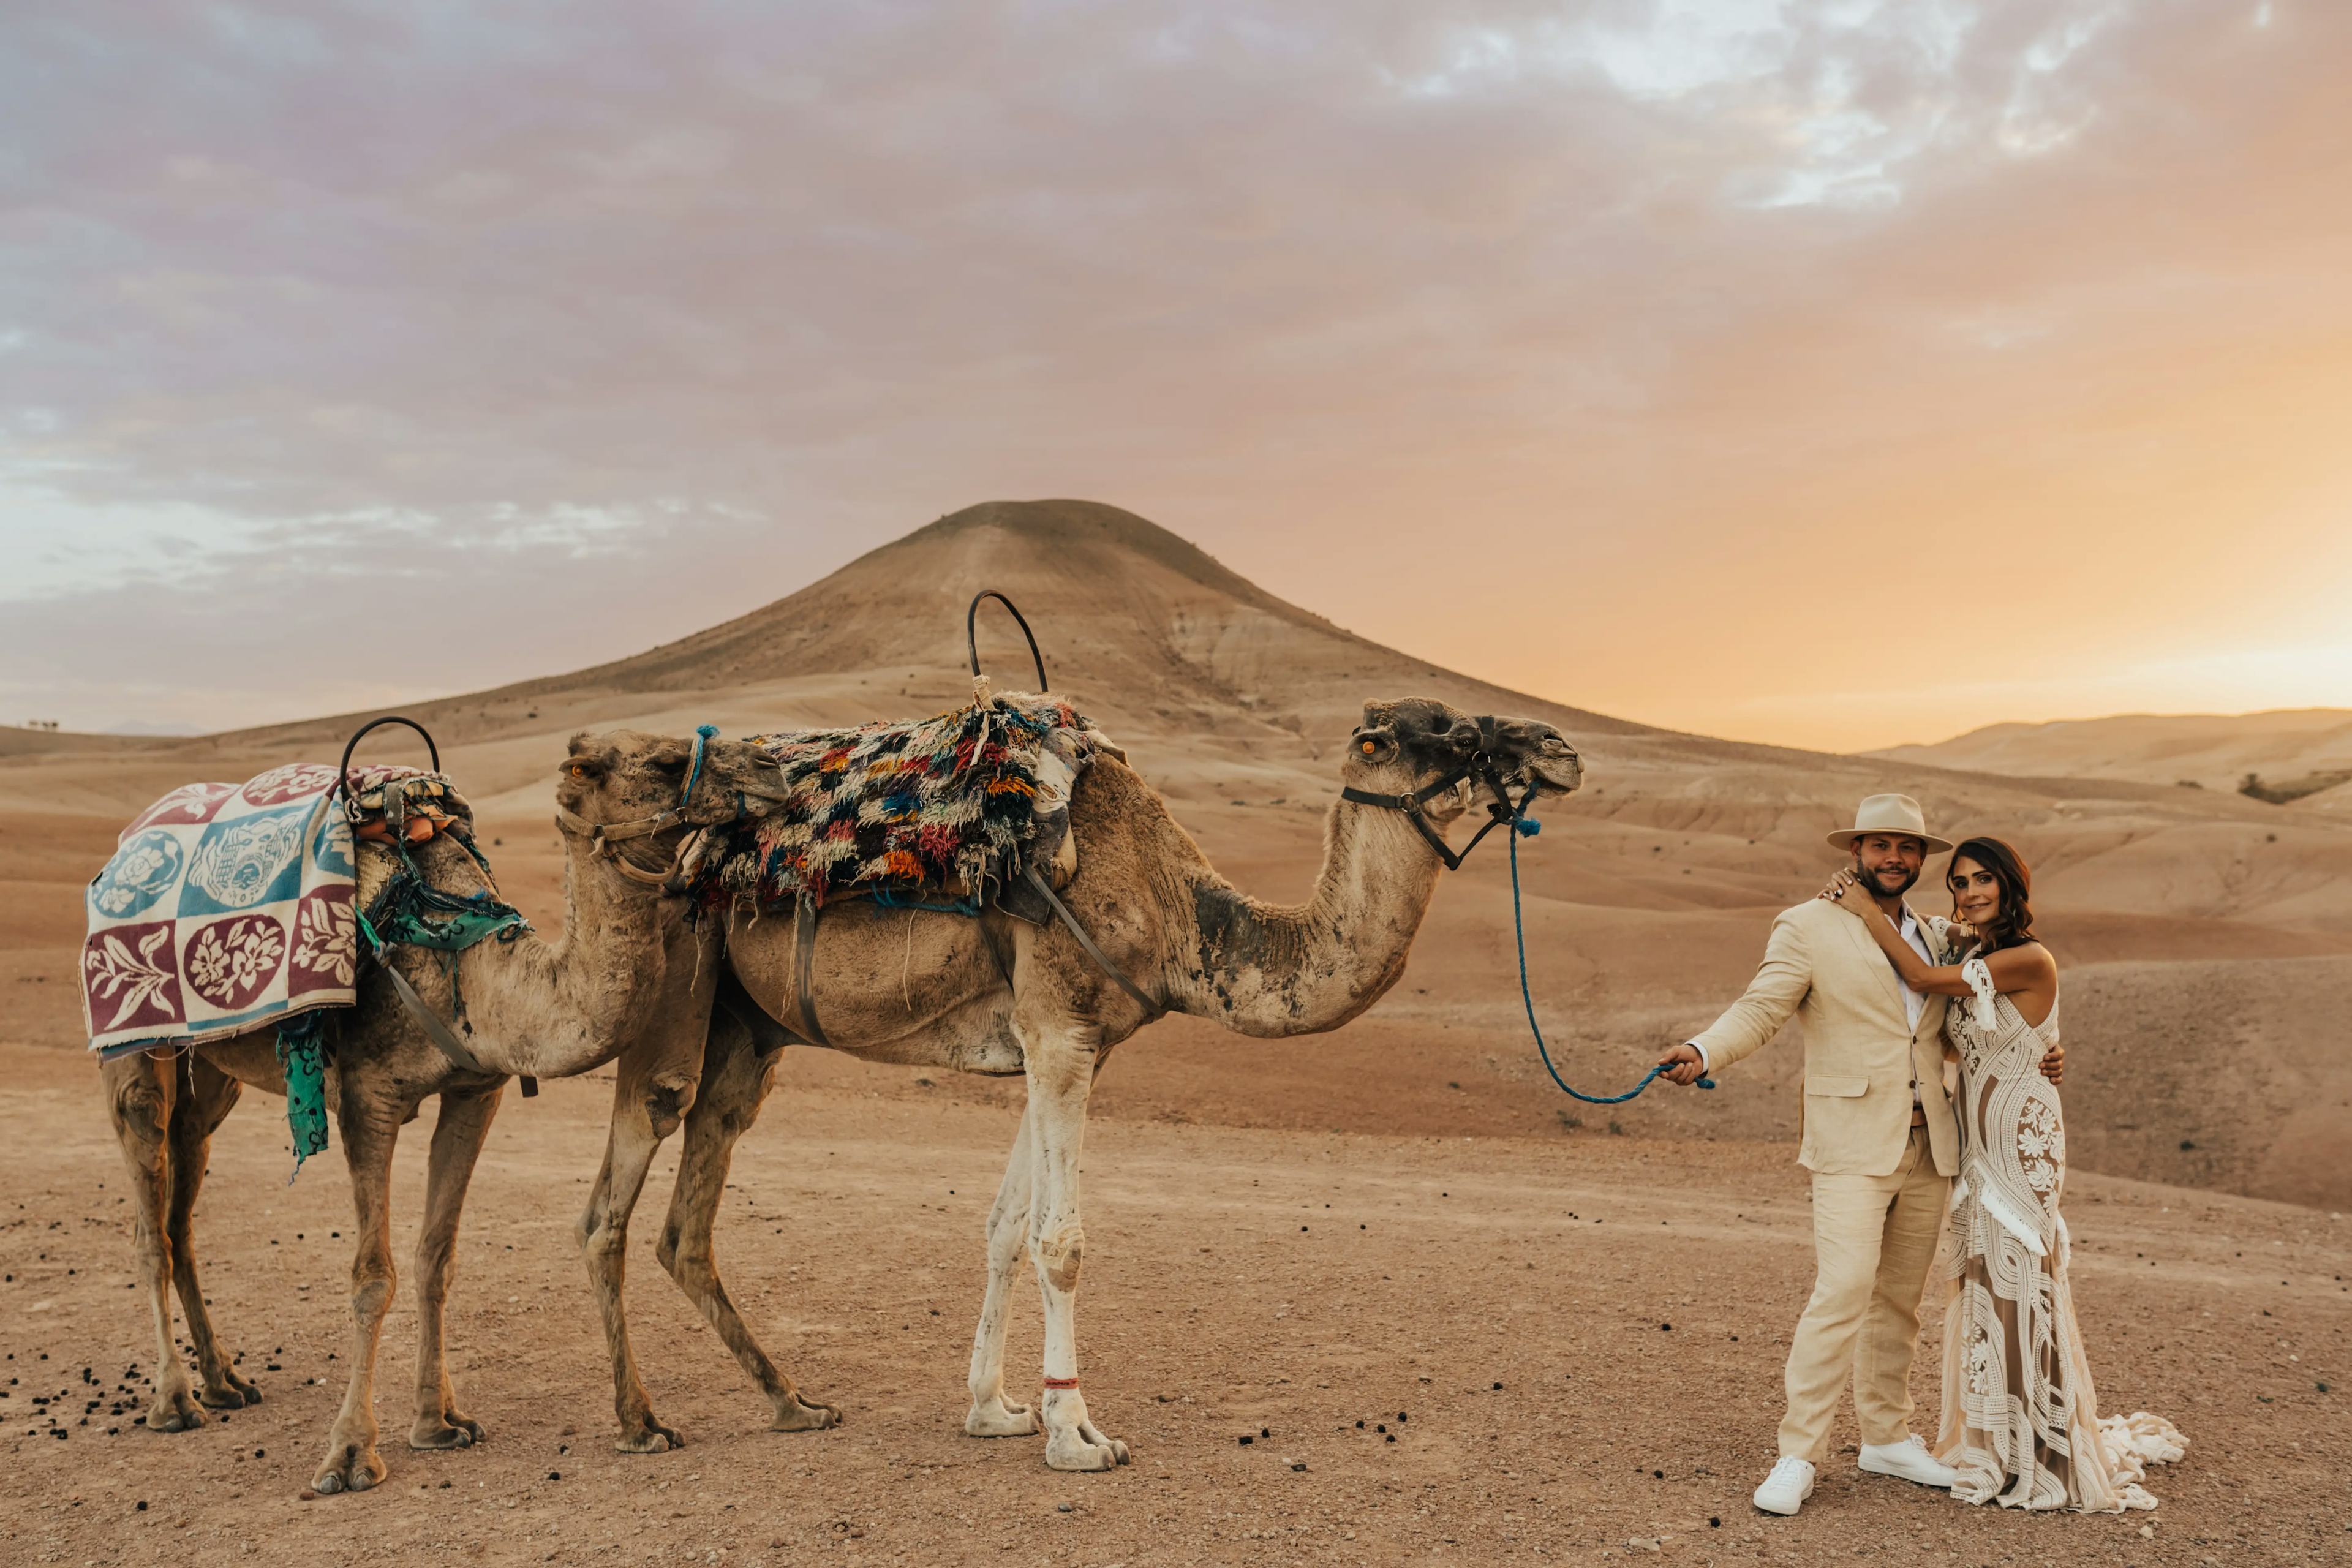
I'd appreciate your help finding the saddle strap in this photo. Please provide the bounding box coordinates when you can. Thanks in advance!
[1022,864,1156,1015]
[793,894,832,1047]
[377,951,496,1078]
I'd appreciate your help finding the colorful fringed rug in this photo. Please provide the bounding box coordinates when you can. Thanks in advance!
[692,694,1114,913]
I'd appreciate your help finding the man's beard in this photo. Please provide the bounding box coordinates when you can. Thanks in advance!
[1855,857,1921,899]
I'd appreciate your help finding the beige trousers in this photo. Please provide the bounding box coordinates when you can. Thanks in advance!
[1779,1125,1949,1462]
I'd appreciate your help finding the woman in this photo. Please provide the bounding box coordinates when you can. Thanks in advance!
[1823,837,2184,1512]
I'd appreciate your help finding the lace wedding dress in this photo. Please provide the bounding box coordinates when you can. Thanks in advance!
[1936,956,2187,1511]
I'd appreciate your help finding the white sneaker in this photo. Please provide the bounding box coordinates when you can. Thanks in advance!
[1858,1434,1958,1488]
[1752,1456,1816,1515]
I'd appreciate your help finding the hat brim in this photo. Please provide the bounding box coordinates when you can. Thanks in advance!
[1827,829,1954,854]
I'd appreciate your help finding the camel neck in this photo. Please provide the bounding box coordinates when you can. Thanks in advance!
[447,832,694,1079]
[1172,793,1448,1038]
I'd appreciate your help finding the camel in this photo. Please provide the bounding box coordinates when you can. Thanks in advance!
[579,695,1582,1471]
[99,729,783,1495]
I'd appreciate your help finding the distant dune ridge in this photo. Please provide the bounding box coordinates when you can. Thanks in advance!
[1873,708,2352,796]
[4,499,2346,1206]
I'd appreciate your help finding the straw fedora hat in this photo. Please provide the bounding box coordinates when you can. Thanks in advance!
[1826,793,1952,854]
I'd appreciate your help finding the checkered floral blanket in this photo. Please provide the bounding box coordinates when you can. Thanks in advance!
[692,695,1113,912]
[81,763,423,1057]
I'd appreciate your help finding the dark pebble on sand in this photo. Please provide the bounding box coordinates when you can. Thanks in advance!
[136,1501,146,1512]
[1493,1382,1503,1390]
[1261,1427,1270,1438]
[549,1471,562,1480]
[1710,1517,1721,1528]
[1238,1436,1252,1446]
[1385,1434,1395,1443]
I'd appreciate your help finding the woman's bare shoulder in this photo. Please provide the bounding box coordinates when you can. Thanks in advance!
[2005,940,2060,979]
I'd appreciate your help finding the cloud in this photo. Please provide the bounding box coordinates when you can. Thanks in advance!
[0,1,2343,743]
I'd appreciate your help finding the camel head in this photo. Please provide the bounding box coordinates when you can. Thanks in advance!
[556,728,788,854]
[1345,698,1583,825]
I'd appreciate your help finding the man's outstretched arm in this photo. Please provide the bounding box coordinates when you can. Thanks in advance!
[1657,909,1811,1086]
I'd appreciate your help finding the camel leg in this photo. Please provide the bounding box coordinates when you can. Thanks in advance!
[653,1016,839,1432]
[579,1040,702,1453]
[1020,1017,1129,1471]
[964,1096,1039,1437]
[104,1050,208,1433]
[408,1085,502,1451]
[165,1052,258,1411]
[311,1096,402,1495]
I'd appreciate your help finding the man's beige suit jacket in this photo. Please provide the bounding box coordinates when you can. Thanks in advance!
[1692,897,1959,1178]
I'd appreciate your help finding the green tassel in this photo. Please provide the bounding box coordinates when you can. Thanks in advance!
[276,1011,333,1182]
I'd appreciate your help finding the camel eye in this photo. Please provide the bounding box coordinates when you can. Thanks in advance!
[1361,739,1376,755]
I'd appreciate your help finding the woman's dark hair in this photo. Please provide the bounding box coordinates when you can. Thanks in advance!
[1948,835,2037,952]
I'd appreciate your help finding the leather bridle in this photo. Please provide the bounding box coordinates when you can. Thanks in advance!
[553,723,728,889]
[1340,714,1544,872]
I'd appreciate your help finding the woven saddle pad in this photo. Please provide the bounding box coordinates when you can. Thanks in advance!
[692,693,1118,914]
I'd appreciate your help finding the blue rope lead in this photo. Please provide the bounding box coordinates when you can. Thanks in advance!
[682,723,719,805]
[1507,816,1714,1104]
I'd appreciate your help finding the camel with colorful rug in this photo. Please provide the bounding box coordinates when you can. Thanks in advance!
[86,729,785,1495]
[576,688,1583,1471]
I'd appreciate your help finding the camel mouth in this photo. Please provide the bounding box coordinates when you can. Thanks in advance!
[1515,734,1584,797]
[1526,755,1584,795]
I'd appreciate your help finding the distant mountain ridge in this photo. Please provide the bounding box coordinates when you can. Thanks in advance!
[1871,708,2352,794]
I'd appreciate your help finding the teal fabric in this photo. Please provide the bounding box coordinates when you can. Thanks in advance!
[365,851,529,952]
[274,1010,331,1181]
[276,839,527,1182]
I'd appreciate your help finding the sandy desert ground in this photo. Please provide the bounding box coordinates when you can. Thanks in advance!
[4,502,2348,1563]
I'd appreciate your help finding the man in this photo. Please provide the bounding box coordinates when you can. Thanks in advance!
[1654,794,2062,1517]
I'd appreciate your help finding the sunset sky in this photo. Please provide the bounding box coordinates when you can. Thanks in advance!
[3,1,2345,751]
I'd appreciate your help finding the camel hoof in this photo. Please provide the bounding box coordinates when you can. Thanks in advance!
[770,1398,841,1433]
[311,1441,386,1497]
[145,1389,205,1433]
[1046,1415,1130,1471]
[201,1374,261,1409]
[409,1415,487,1450]
[1044,1437,1125,1472]
[965,1397,1039,1438]
[615,1421,685,1454]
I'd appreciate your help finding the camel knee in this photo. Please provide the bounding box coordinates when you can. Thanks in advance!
[112,1076,170,1147]
[576,1208,625,1264]
[1031,1223,1084,1293]
[641,1076,698,1140]
[350,1271,396,1325]
[413,1238,457,1297]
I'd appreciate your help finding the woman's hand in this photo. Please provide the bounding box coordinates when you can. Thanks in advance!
[1819,868,1873,918]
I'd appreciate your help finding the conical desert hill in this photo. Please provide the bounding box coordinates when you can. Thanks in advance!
[5,499,2349,1206]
